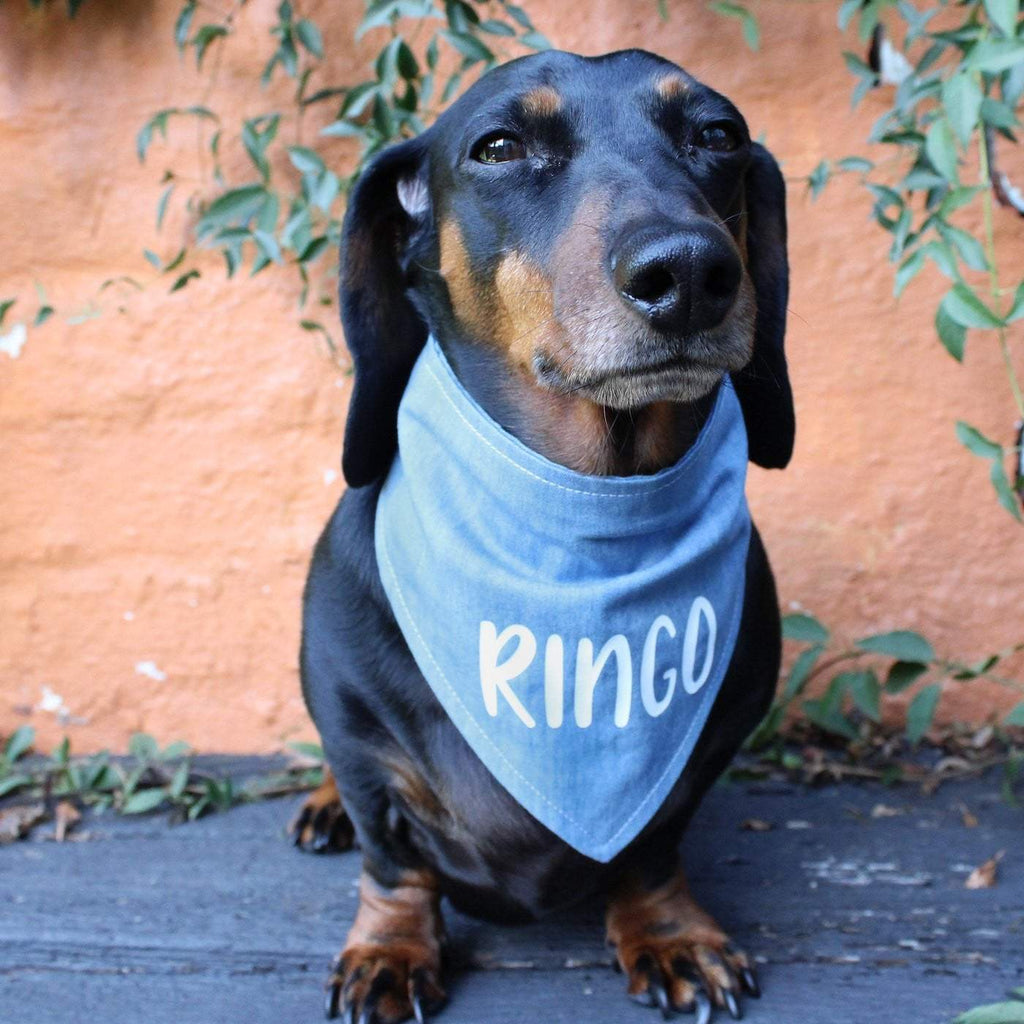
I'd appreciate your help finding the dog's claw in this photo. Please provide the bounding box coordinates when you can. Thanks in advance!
[695,991,713,1024]
[324,979,340,1020]
[651,977,672,1020]
[723,988,742,1020]
[410,967,430,1024]
[740,968,760,999]
[290,774,354,854]
[411,994,426,1024]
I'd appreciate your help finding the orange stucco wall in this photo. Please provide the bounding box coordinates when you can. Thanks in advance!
[2,0,1022,754]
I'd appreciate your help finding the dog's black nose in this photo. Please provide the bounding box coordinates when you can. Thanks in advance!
[612,226,741,335]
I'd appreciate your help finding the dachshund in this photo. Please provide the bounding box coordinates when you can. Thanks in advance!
[293,48,794,1024]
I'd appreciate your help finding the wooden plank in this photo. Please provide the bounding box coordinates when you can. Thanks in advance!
[1,763,1020,1024]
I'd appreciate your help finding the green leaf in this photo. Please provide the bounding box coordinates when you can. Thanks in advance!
[844,670,882,722]
[519,30,550,50]
[441,29,493,63]
[0,774,31,797]
[174,1,196,51]
[708,2,760,51]
[954,1001,1024,1024]
[193,24,228,69]
[941,71,983,148]
[34,305,53,327]
[121,788,168,814]
[919,241,957,279]
[253,230,282,264]
[129,733,159,761]
[980,97,1020,130]
[1005,702,1024,727]
[969,40,1024,74]
[4,725,35,763]
[0,298,14,329]
[160,740,191,760]
[895,249,925,298]
[156,183,175,230]
[479,18,515,36]
[783,645,824,700]
[837,0,860,31]
[925,118,959,182]
[906,683,942,744]
[936,302,967,361]
[802,694,858,740]
[198,185,268,233]
[937,222,988,272]
[982,0,1019,39]
[957,420,1004,460]
[782,613,830,645]
[807,160,831,199]
[857,630,935,663]
[989,458,1023,521]
[942,282,1004,329]
[295,18,323,58]
[320,119,366,139]
[837,156,873,173]
[396,40,419,80]
[1006,281,1024,323]
[297,236,329,263]
[168,760,190,799]
[287,145,325,175]
[885,660,929,694]
[169,269,200,292]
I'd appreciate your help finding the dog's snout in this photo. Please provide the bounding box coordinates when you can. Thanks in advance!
[612,226,741,335]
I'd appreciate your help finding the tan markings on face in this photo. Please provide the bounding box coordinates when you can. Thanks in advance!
[493,251,555,365]
[439,217,491,339]
[521,84,562,117]
[549,188,641,375]
[655,73,690,100]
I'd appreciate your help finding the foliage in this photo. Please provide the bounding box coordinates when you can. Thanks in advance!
[749,612,1024,750]
[0,726,323,821]
[808,0,1024,520]
[132,0,548,352]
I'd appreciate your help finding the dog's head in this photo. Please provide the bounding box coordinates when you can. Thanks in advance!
[339,49,794,485]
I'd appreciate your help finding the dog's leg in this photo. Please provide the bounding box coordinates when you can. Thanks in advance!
[606,859,759,1020]
[289,767,355,854]
[326,868,446,1024]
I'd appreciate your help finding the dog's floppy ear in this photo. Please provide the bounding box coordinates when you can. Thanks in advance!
[340,134,431,487]
[733,142,795,470]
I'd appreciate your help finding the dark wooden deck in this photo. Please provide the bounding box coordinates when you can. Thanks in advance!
[2,761,1021,1024]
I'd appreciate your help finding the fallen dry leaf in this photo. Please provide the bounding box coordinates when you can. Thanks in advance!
[958,803,979,829]
[741,818,774,832]
[965,850,1004,890]
[0,803,47,844]
[54,800,81,842]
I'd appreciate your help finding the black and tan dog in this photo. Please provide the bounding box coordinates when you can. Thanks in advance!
[293,48,794,1024]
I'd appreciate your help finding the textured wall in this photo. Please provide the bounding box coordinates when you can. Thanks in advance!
[1,0,1022,753]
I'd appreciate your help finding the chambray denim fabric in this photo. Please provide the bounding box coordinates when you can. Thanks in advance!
[375,337,752,862]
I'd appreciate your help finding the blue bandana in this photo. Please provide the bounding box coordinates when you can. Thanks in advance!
[375,338,752,863]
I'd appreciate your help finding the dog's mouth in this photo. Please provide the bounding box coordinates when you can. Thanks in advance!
[533,348,724,408]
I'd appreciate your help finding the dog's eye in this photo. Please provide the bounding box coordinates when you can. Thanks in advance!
[696,122,742,153]
[473,135,528,164]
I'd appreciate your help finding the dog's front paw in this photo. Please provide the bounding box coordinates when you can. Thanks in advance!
[326,872,446,1023]
[289,770,355,854]
[607,867,759,1020]
[324,945,445,1023]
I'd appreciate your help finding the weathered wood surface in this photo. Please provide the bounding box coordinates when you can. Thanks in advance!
[1,761,1021,1024]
